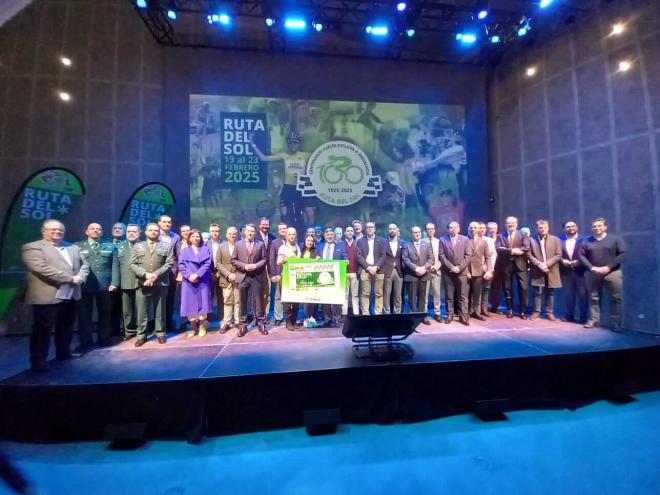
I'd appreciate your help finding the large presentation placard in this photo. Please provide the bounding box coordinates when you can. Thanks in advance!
[281,258,347,305]
[189,96,467,234]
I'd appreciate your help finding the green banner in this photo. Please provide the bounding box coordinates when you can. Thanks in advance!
[120,182,176,228]
[281,258,347,305]
[0,168,85,322]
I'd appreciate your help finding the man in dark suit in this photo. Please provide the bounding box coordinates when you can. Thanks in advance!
[231,223,268,336]
[559,220,588,323]
[439,221,473,326]
[268,222,288,326]
[22,220,89,371]
[383,223,405,314]
[257,217,276,320]
[402,226,433,324]
[318,227,347,326]
[528,219,562,321]
[495,216,531,319]
[131,222,175,346]
[206,223,224,324]
[158,215,180,332]
[356,221,388,315]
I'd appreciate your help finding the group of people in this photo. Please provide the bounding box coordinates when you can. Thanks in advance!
[21,214,625,372]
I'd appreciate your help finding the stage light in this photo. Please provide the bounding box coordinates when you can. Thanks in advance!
[58,91,71,102]
[406,28,415,37]
[478,10,488,20]
[518,25,528,36]
[618,60,632,72]
[312,21,323,32]
[490,35,500,44]
[60,56,72,66]
[540,0,555,8]
[526,66,537,77]
[611,23,625,36]
[207,13,231,25]
[366,25,389,36]
[456,32,477,44]
[136,0,147,8]
[167,9,176,20]
[284,17,307,31]
[397,2,407,12]
[265,17,275,27]
[219,13,230,25]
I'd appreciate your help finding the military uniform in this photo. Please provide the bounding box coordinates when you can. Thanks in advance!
[110,237,125,335]
[130,239,174,339]
[117,239,140,338]
[75,239,120,348]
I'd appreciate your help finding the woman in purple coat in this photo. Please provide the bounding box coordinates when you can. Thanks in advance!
[178,229,213,338]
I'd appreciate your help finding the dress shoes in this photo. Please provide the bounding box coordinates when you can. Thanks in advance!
[520,314,528,320]
[434,316,444,323]
[471,313,486,321]
[237,325,248,337]
[443,317,451,324]
[122,334,136,342]
[74,343,92,354]
[157,336,167,344]
[134,338,147,347]
[561,317,574,323]
[583,320,597,329]
[274,319,283,327]
[506,310,514,319]
[481,311,491,318]
[30,361,49,372]
[218,323,231,334]
[459,316,470,326]
[258,324,268,335]
[529,312,541,321]
[55,352,83,361]
[547,314,557,322]
[422,317,431,325]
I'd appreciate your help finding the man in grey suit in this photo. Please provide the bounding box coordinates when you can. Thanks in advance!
[529,219,563,321]
[130,222,175,346]
[116,224,141,341]
[402,226,433,325]
[467,221,493,321]
[231,223,268,337]
[439,221,473,326]
[215,226,241,333]
[22,220,89,371]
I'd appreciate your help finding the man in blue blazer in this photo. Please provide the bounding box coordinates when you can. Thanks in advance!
[319,228,348,326]
[559,220,588,323]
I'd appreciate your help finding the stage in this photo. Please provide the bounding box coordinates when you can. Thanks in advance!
[1,316,660,443]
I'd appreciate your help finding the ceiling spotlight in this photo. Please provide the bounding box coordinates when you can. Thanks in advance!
[58,91,71,102]
[518,18,531,37]
[406,28,415,37]
[477,10,488,20]
[490,35,500,44]
[526,66,537,77]
[60,56,72,66]
[136,0,147,8]
[397,2,407,12]
[167,9,176,20]
[456,32,478,44]
[611,23,625,36]
[618,60,632,72]
[219,13,230,25]
[540,0,556,8]
[284,17,307,30]
[312,21,323,32]
[208,13,231,25]
[265,17,275,27]
[366,25,389,36]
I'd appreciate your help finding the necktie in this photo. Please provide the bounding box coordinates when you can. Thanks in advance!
[415,242,420,255]
[91,242,99,252]
[148,241,155,253]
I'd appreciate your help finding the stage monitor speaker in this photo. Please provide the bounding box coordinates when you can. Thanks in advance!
[303,408,341,436]
[342,313,426,360]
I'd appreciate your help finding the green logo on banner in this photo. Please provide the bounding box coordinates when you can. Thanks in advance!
[0,168,85,324]
[120,183,176,228]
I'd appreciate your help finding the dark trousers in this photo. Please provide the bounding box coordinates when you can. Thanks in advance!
[121,288,138,336]
[77,290,111,347]
[212,281,224,321]
[165,271,177,331]
[239,276,265,325]
[304,304,317,319]
[31,300,76,365]
[285,303,299,328]
[443,273,469,318]
[406,280,428,313]
[481,279,491,313]
[490,268,503,311]
[502,263,528,314]
[136,285,167,338]
[110,290,123,336]
[468,275,483,314]
[323,304,341,322]
[561,270,588,321]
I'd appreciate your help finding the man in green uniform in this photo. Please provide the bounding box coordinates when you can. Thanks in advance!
[110,222,126,336]
[117,224,141,341]
[131,222,175,346]
[75,223,119,351]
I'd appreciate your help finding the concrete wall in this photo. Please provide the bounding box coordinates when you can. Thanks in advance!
[489,0,660,332]
[0,0,164,237]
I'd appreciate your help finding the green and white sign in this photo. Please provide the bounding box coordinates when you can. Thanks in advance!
[120,182,176,228]
[281,258,347,305]
[0,167,85,322]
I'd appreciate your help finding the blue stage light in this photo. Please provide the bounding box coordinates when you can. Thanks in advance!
[207,13,231,26]
[490,35,500,43]
[540,0,555,8]
[284,17,307,30]
[136,0,147,8]
[406,28,415,37]
[477,10,488,20]
[456,32,477,44]
[366,25,388,36]
[219,13,230,25]
[167,9,176,20]
[397,2,407,12]
[265,17,275,27]
[313,22,323,32]
[518,26,528,36]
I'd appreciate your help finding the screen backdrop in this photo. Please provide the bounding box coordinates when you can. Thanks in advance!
[189,95,467,235]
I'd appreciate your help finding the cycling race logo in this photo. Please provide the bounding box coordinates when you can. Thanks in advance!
[297,141,382,207]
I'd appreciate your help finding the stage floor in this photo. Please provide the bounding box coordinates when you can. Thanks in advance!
[2,316,659,387]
